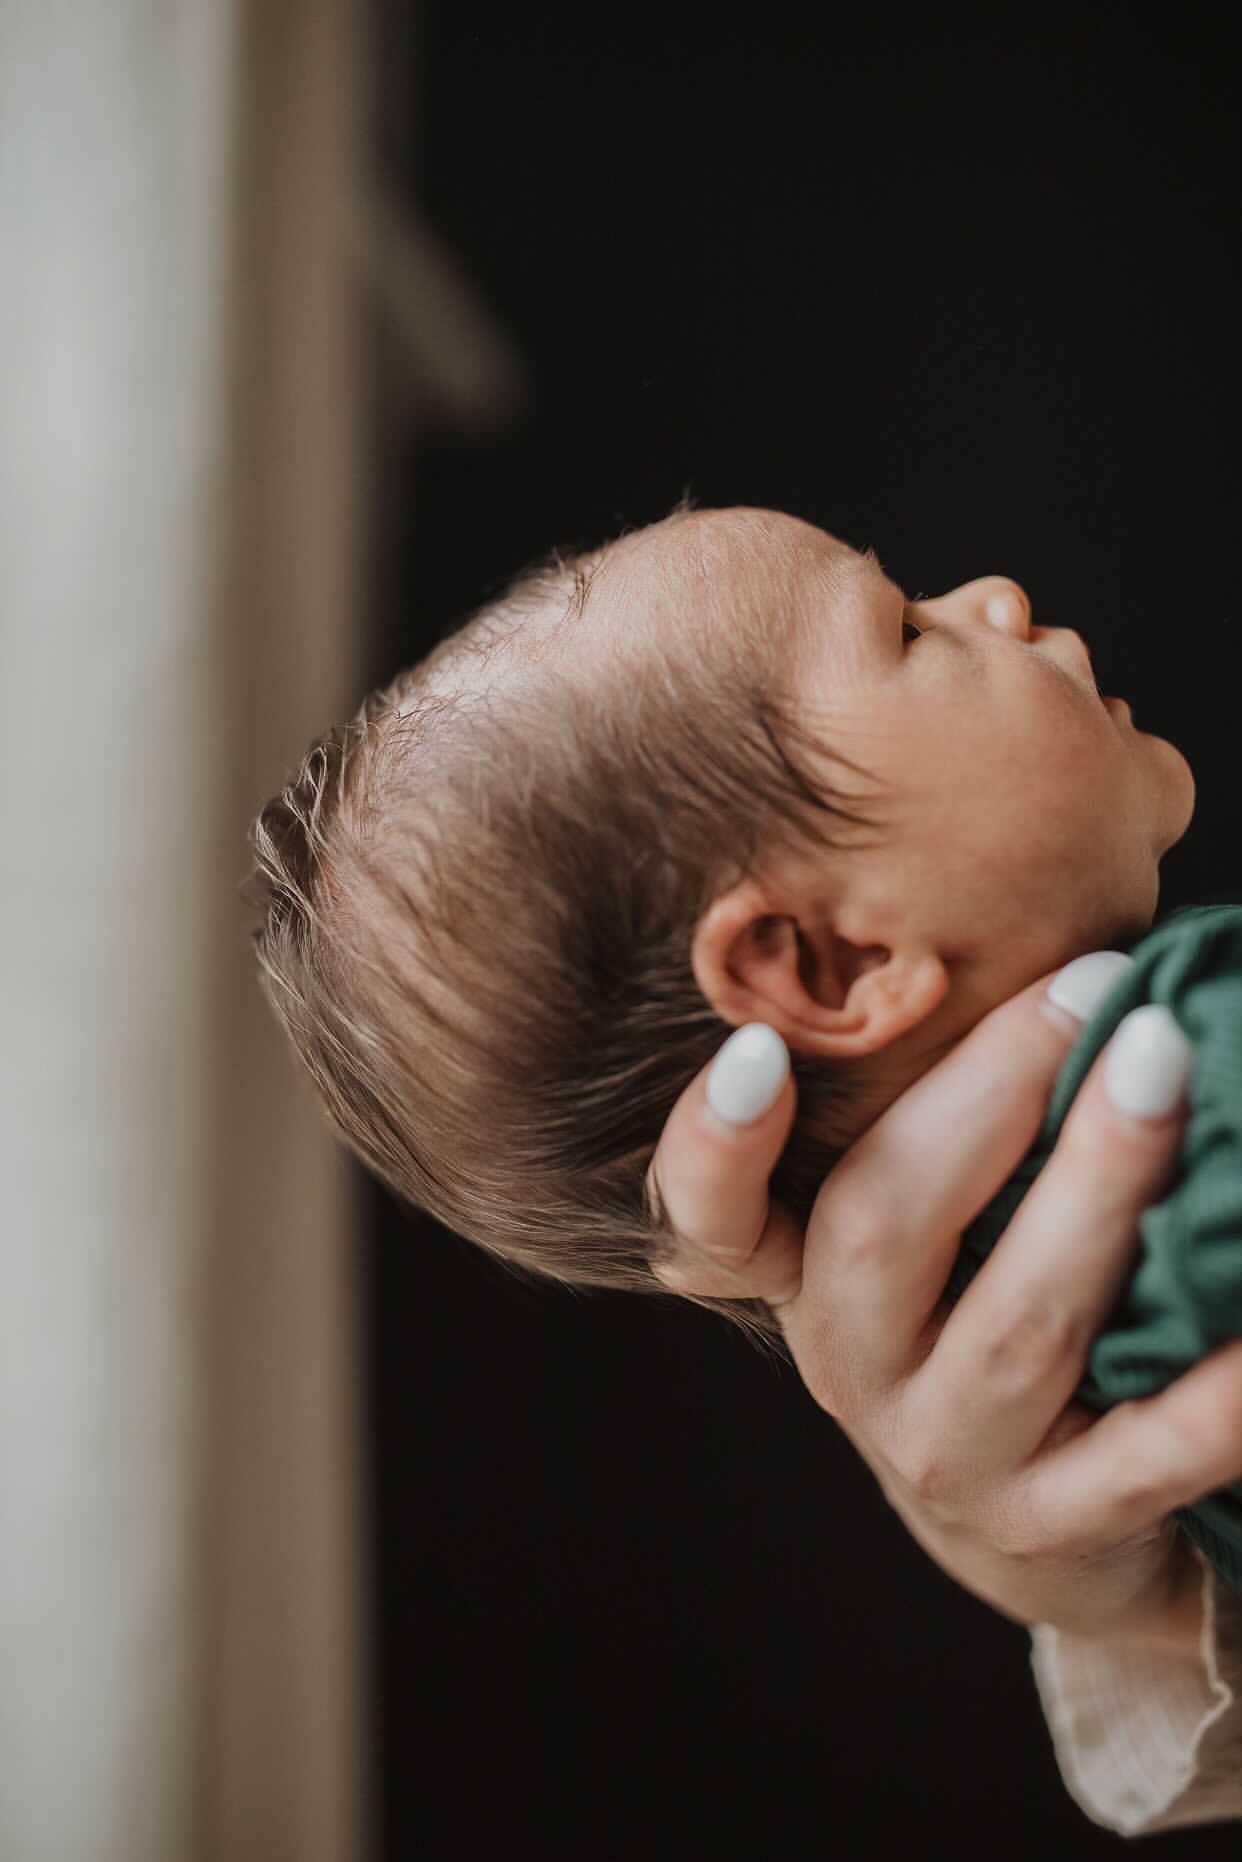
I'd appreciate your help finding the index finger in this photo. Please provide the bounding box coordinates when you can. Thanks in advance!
[782,958,1129,1393]
[645,1022,805,1304]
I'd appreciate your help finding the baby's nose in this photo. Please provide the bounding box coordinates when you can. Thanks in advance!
[979,577,1031,637]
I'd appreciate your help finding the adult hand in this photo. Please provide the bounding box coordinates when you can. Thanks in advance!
[646,958,1242,1643]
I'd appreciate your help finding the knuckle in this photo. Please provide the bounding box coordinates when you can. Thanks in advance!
[832,1223,889,1275]
[907,1456,954,1509]
[1153,1388,1242,1488]
[979,1296,1084,1384]
[1104,1403,1179,1513]
[1113,1459,1172,1522]
[822,1181,891,1272]
[989,1510,1041,1563]
[990,1489,1070,1564]
[892,1429,959,1511]
[884,1390,967,1515]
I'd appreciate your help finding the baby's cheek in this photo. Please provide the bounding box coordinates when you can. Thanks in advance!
[1039,695,1112,802]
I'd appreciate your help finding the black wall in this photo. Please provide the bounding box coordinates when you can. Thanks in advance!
[365,11,1240,1856]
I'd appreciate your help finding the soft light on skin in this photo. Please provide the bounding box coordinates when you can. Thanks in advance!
[599,507,1198,1147]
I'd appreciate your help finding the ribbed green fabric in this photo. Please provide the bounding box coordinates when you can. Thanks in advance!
[943,904,1242,1594]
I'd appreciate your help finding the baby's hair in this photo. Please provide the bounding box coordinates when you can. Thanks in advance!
[245,497,887,1351]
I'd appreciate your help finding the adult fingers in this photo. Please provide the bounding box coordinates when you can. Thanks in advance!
[909,1002,1193,1482]
[781,956,1127,1403]
[645,1023,805,1304]
[1012,1335,1242,1558]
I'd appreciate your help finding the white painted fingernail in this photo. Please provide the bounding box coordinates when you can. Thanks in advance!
[1104,1005,1195,1120]
[705,1023,790,1125]
[1044,950,1135,1023]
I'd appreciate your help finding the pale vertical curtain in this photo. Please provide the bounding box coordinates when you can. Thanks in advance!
[1,5,364,1859]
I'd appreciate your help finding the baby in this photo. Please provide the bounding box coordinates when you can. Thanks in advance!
[246,500,1241,1588]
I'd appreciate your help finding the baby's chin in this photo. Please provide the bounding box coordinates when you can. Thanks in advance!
[1159,737,1197,852]
[1136,723,1196,858]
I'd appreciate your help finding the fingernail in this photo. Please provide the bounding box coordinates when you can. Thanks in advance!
[1043,950,1135,1026]
[1104,1005,1195,1120]
[705,1022,790,1126]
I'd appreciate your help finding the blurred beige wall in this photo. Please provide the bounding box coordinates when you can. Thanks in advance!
[1,6,366,1859]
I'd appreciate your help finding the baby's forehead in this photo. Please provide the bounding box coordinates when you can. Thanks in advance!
[598,505,853,619]
[615,504,836,579]
[591,507,862,665]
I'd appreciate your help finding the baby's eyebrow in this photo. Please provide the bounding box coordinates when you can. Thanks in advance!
[834,543,905,648]
[500,543,602,629]
[565,556,599,623]
[854,543,900,595]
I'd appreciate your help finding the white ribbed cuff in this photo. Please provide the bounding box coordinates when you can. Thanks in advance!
[1029,1547,1242,1835]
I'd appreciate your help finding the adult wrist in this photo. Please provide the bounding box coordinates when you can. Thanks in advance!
[1082,1536,1206,1658]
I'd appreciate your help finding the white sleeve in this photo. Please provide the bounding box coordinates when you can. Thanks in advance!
[1029,1546,1242,1835]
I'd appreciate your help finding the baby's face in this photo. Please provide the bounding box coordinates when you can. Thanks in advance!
[603,507,1196,983]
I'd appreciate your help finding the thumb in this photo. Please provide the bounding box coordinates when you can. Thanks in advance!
[646,1024,805,1304]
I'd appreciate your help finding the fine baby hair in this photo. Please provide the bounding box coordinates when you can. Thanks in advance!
[245,497,888,1346]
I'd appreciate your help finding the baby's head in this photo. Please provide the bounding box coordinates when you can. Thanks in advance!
[247,502,1195,1343]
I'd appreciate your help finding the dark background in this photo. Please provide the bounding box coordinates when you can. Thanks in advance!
[363,10,1240,1856]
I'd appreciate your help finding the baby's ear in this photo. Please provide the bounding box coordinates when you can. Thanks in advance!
[690,886,836,1045]
[692,876,948,1061]
[807,945,949,1060]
